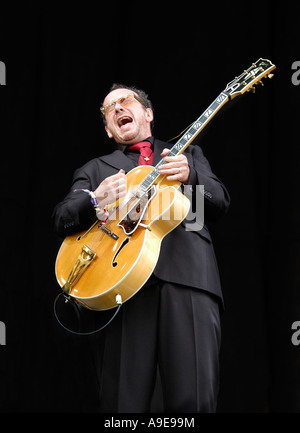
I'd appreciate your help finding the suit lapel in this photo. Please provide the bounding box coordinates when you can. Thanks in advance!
[152,138,167,166]
[100,140,166,171]
[99,150,136,173]
[99,139,194,173]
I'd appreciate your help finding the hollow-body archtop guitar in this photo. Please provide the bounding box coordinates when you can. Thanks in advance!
[55,58,276,311]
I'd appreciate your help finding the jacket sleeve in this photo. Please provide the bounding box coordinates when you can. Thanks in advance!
[185,145,230,222]
[51,160,99,238]
[52,145,230,238]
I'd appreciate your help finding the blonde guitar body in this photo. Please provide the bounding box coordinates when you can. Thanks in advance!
[55,165,190,311]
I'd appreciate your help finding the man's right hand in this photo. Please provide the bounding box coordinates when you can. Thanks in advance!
[93,169,127,207]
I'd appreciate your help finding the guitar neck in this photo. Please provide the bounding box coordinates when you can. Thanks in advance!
[139,58,276,192]
[140,91,229,191]
[168,91,229,156]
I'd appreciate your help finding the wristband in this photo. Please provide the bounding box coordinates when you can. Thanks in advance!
[74,189,109,223]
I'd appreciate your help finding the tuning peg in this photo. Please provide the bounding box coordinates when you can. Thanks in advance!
[258,80,264,86]
[268,73,274,79]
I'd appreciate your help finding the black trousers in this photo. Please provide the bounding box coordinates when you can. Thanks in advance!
[99,279,221,413]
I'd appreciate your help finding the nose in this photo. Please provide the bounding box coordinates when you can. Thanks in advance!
[114,102,124,113]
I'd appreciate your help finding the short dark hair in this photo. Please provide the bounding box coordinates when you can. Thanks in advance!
[101,83,154,130]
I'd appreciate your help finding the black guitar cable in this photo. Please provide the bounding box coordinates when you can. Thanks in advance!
[53,292,122,336]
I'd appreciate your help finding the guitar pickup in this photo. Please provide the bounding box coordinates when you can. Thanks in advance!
[99,224,119,240]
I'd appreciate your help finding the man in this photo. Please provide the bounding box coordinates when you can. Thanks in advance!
[52,83,230,412]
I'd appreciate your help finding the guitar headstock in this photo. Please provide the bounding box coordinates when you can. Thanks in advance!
[224,58,276,99]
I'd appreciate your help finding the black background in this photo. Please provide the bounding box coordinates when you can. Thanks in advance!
[0,1,300,413]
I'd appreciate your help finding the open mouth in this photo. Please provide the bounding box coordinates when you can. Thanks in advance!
[117,116,133,128]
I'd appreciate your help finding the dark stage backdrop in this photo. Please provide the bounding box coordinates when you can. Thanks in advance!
[0,1,300,413]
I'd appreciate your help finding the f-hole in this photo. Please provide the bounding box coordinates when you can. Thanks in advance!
[76,220,99,241]
[112,237,130,267]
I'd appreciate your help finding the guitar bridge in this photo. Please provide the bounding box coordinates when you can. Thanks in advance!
[118,185,156,235]
[99,224,119,240]
[62,244,96,294]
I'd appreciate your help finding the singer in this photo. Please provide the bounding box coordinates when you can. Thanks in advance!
[52,83,230,412]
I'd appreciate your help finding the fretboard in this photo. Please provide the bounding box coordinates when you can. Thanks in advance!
[140,91,229,191]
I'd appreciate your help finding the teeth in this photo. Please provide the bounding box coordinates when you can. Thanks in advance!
[118,116,132,127]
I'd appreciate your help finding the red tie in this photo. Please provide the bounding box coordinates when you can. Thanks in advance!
[128,141,154,166]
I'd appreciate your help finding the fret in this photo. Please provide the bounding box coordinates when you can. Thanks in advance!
[168,91,229,157]
[139,91,229,191]
[140,167,160,191]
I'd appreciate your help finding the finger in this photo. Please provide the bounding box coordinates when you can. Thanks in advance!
[165,173,182,182]
[158,162,181,173]
[161,150,183,164]
[160,148,170,157]
[111,178,127,192]
[110,169,126,182]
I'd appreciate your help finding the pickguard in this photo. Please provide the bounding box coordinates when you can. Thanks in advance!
[118,185,156,235]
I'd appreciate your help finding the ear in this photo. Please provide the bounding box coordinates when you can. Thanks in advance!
[145,108,154,123]
[105,125,113,139]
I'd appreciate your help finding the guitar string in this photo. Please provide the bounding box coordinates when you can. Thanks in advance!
[83,62,275,248]
[59,59,275,317]
[87,193,138,251]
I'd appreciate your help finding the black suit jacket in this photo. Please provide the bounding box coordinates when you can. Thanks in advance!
[52,138,230,306]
